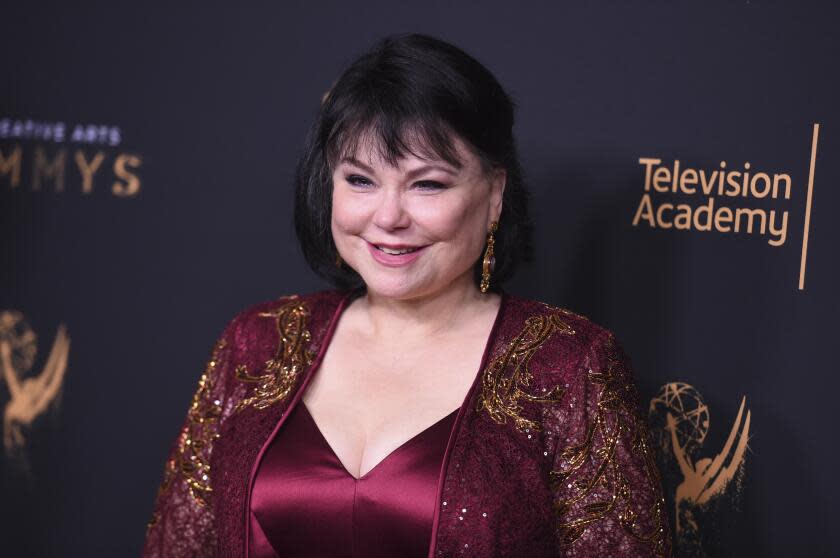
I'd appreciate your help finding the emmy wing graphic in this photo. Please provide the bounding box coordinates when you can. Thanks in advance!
[667,396,751,533]
[0,310,70,457]
[650,382,751,555]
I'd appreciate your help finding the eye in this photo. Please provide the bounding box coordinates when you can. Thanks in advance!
[346,174,373,187]
[414,180,447,190]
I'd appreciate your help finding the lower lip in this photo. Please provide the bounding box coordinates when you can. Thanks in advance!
[366,242,428,267]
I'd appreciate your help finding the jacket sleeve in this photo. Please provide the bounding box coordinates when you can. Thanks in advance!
[141,315,240,558]
[550,330,672,557]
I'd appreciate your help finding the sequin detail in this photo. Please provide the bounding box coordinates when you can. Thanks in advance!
[147,337,227,529]
[550,334,668,556]
[233,297,314,413]
[476,311,575,432]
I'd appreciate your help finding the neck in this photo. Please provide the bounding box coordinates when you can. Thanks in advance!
[353,273,501,341]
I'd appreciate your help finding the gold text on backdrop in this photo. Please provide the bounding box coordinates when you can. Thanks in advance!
[632,123,820,289]
[0,117,142,197]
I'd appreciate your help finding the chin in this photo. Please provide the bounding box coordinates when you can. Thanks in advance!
[359,273,435,300]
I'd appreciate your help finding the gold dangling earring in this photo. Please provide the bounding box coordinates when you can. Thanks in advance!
[480,221,498,293]
[335,251,343,268]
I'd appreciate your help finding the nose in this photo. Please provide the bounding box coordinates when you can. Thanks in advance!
[372,187,410,230]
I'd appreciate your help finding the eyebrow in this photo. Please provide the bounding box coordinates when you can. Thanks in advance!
[339,156,460,179]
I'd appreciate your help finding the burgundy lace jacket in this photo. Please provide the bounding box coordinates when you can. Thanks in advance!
[142,288,672,557]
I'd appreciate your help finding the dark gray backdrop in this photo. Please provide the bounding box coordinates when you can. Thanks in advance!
[1,2,837,556]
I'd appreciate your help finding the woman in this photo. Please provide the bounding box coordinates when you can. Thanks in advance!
[143,33,671,557]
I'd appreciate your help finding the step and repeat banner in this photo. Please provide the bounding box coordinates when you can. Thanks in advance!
[1,3,836,557]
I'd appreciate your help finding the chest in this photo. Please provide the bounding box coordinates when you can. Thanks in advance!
[300,329,489,480]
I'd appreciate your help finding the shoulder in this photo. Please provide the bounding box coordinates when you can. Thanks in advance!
[226,288,350,329]
[498,292,623,385]
[501,292,617,354]
[475,292,629,435]
[217,288,353,364]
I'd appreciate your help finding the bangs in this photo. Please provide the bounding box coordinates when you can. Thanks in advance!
[323,98,467,172]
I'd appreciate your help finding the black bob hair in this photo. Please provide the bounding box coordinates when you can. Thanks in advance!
[293,32,533,292]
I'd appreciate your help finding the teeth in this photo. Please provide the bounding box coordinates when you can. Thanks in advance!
[377,245,419,255]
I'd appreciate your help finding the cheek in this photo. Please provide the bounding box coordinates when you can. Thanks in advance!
[331,187,367,236]
[413,195,485,246]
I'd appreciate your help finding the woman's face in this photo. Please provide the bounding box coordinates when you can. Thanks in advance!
[330,131,505,301]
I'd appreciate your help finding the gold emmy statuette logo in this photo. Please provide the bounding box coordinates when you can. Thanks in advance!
[649,382,751,555]
[0,310,70,459]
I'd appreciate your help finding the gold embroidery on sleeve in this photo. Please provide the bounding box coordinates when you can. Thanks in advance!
[148,337,227,524]
[148,294,310,529]
[476,311,576,433]
[550,334,668,556]
[233,298,314,413]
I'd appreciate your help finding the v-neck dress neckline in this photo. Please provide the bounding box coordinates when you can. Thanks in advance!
[248,394,460,558]
[299,401,461,481]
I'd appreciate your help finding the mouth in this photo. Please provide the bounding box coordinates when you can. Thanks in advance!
[366,241,429,266]
[372,244,424,255]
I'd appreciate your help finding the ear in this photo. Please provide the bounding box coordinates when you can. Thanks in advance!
[488,167,506,224]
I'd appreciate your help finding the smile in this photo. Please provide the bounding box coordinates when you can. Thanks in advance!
[366,241,428,267]
[375,245,421,255]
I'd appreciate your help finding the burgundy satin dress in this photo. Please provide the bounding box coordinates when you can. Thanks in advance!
[248,400,459,558]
